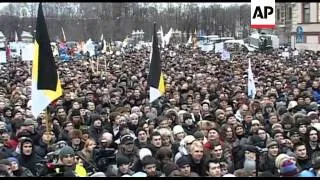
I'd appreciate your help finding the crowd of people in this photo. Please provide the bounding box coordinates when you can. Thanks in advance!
[0,43,319,177]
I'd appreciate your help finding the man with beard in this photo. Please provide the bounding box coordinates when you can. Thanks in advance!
[116,134,139,169]
[15,137,41,176]
[259,141,280,175]
[134,128,148,149]
[294,142,312,171]
[55,107,67,125]
[305,127,320,157]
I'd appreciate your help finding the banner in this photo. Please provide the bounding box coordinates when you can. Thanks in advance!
[22,43,34,61]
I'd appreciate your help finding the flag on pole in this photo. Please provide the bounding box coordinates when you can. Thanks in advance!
[14,31,18,42]
[148,22,165,103]
[160,26,165,48]
[31,3,63,118]
[61,27,66,42]
[247,58,256,99]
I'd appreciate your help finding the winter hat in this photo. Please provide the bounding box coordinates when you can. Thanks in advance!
[299,170,315,177]
[275,154,290,169]
[116,155,130,167]
[139,148,152,161]
[251,120,260,125]
[223,174,236,177]
[120,134,134,145]
[243,159,256,171]
[90,172,106,177]
[173,125,185,135]
[193,131,204,139]
[7,157,19,165]
[0,159,11,166]
[131,172,147,177]
[59,146,75,158]
[266,140,278,148]
[176,156,191,168]
[279,160,298,177]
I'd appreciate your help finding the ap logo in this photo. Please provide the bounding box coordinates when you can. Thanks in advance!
[251,0,276,29]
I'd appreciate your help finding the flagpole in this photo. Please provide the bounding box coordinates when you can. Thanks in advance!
[45,106,50,133]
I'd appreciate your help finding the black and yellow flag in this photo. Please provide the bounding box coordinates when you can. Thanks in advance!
[148,23,165,103]
[31,3,62,118]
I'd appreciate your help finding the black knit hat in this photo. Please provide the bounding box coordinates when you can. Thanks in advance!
[116,155,130,167]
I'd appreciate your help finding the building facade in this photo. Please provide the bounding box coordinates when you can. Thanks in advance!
[275,3,294,46]
[291,3,320,51]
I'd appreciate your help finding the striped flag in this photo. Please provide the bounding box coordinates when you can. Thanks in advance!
[31,3,63,118]
[247,58,256,99]
[148,23,165,103]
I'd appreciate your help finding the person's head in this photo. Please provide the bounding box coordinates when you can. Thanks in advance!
[226,115,237,127]
[156,147,173,165]
[294,142,307,159]
[142,156,158,177]
[211,142,223,159]
[116,155,131,174]
[20,138,33,156]
[72,101,80,109]
[0,164,10,177]
[56,107,67,118]
[151,131,162,148]
[7,157,19,172]
[120,134,135,152]
[129,113,139,125]
[136,128,148,143]
[173,125,186,141]
[59,146,75,166]
[100,132,113,147]
[190,140,204,161]
[273,130,284,143]
[257,128,267,141]
[176,156,192,176]
[207,128,220,142]
[279,159,299,177]
[234,123,245,136]
[306,127,319,143]
[205,159,221,177]
[251,120,261,134]
[240,104,249,116]
[84,138,96,152]
[267,141,279,157]
[289,128,301,145]
[244,112,253,124]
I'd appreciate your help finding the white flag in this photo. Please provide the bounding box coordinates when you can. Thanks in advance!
[248,58,256,99]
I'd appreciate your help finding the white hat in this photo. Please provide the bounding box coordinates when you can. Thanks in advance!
[139,148,152,161]
[287,101,298,110]
[131,172,147,177]
[173,125,185,135]
[223,174,236,177]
